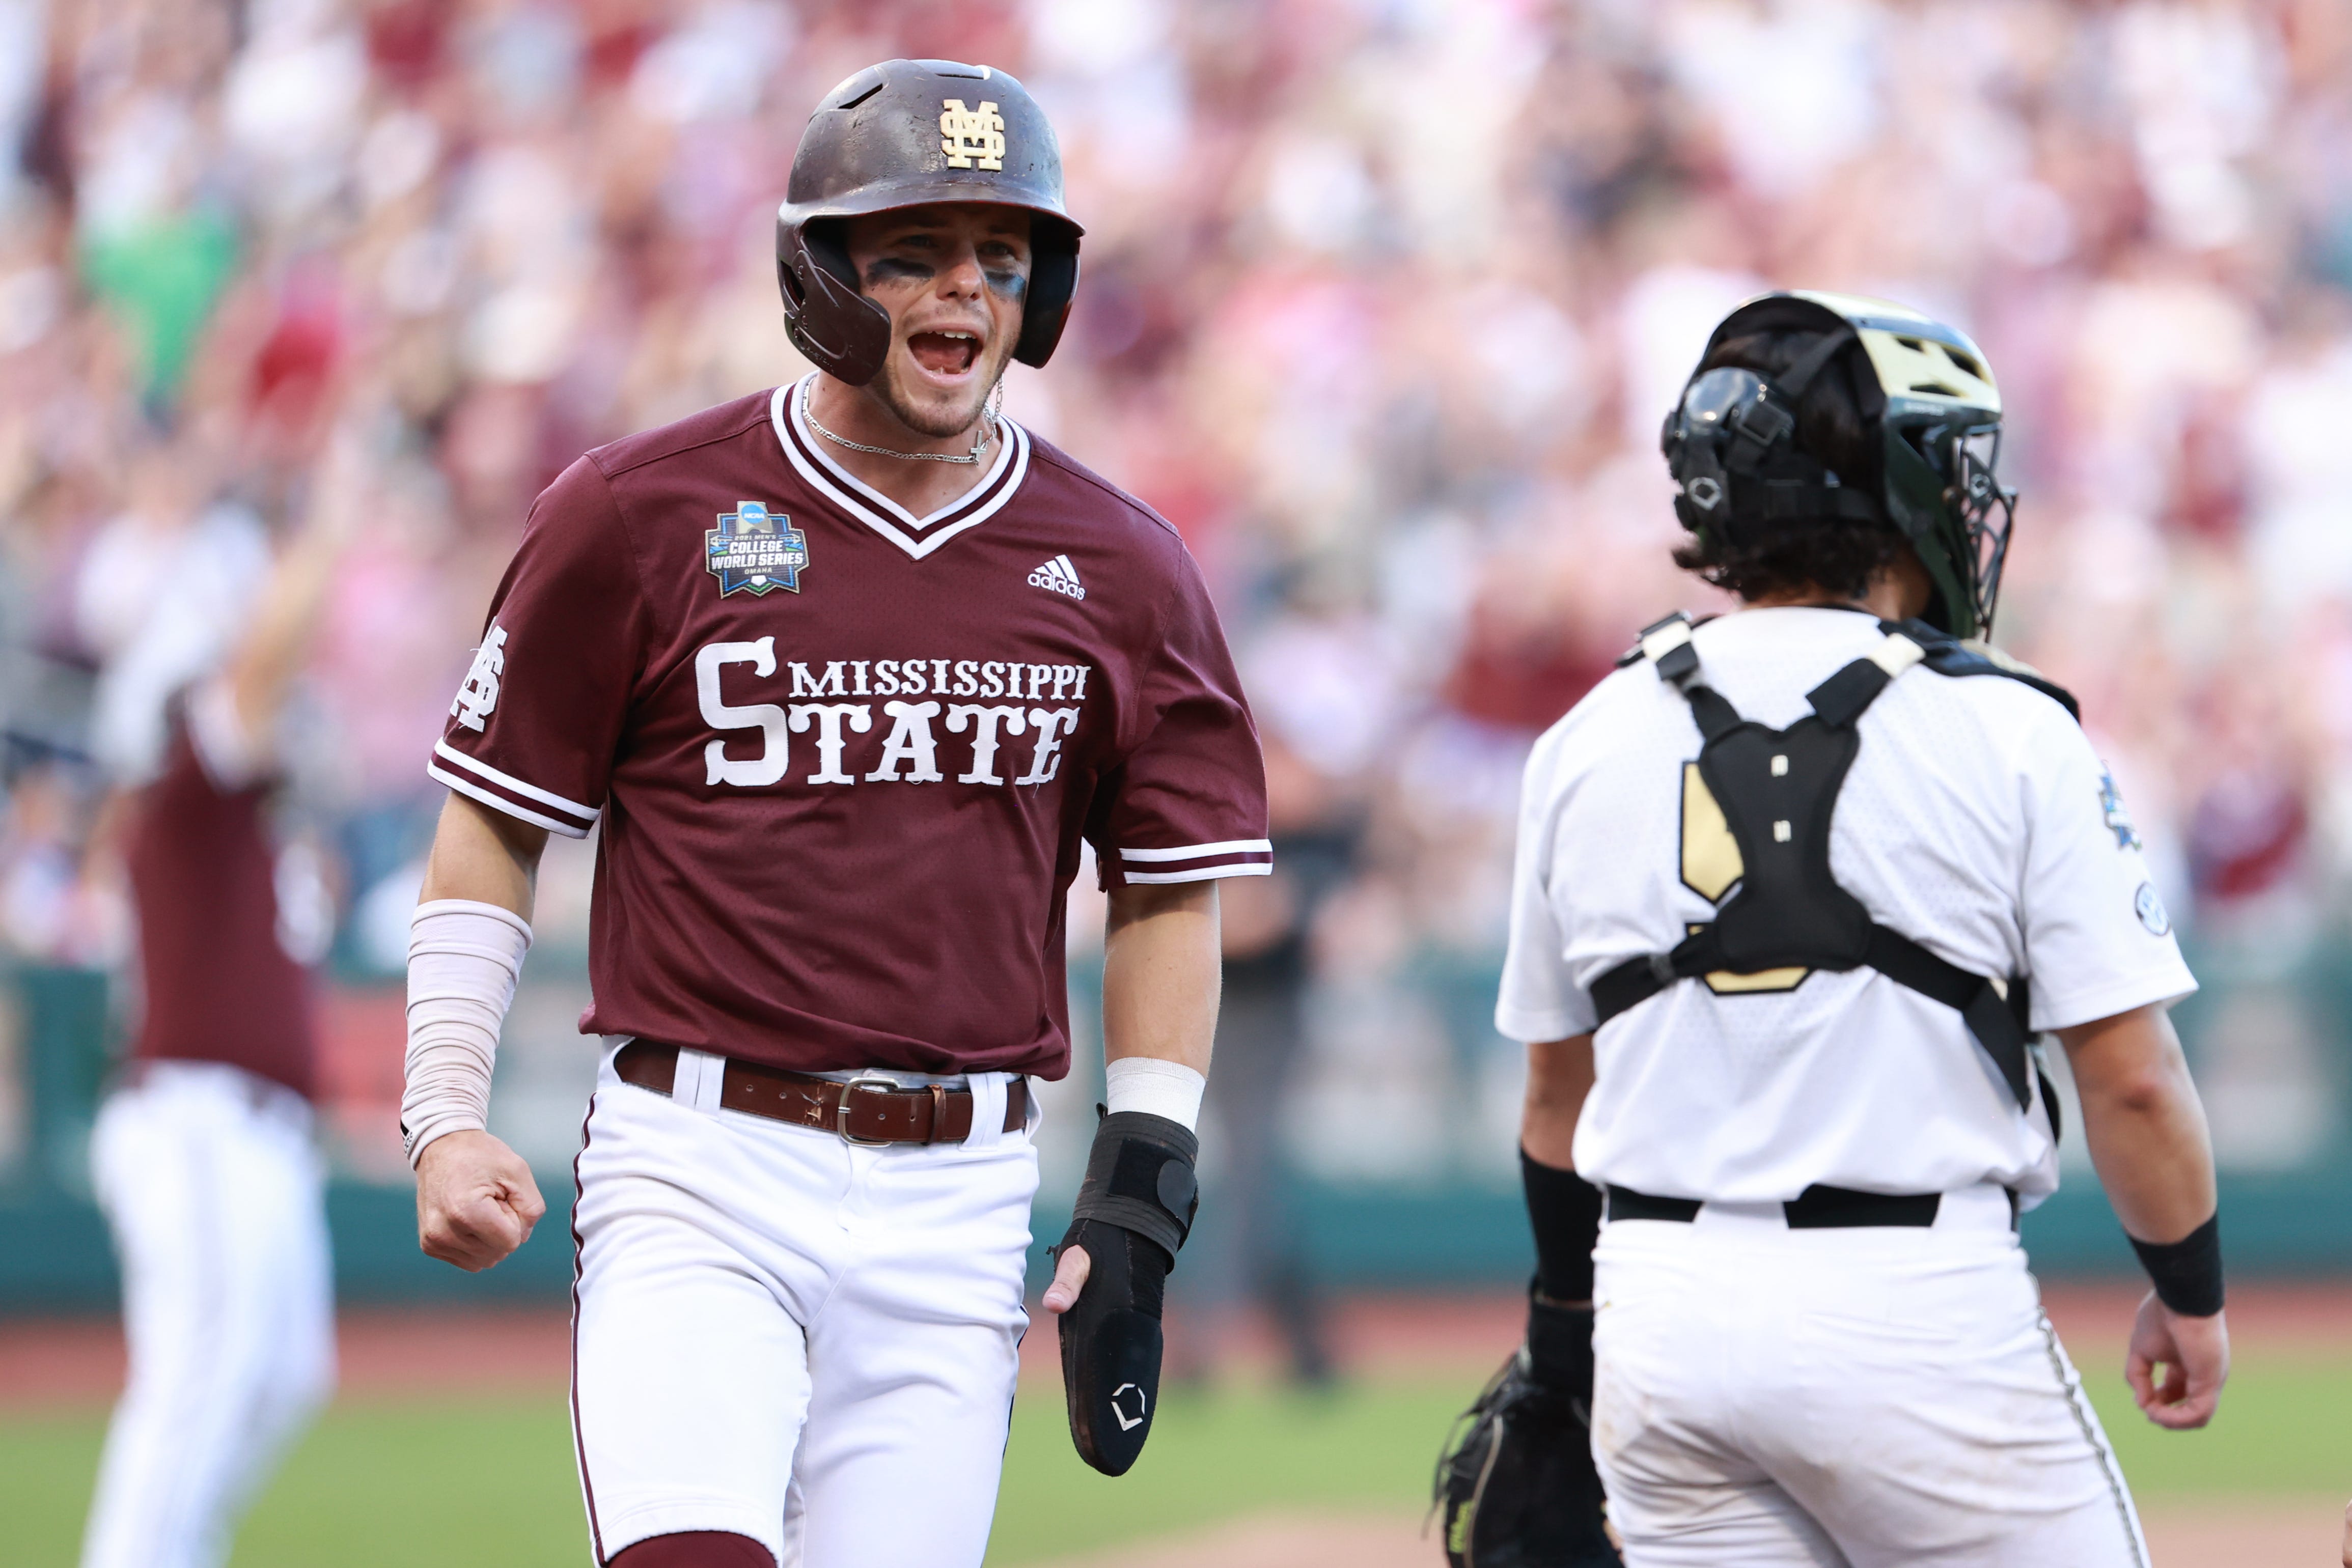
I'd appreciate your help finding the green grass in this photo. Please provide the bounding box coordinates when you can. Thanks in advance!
[2,1401,586,1568]
[5,1356,2346,1565]
[2092,1352,2352,1498]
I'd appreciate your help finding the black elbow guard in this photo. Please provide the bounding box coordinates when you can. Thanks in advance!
[1056,1110,1200,1476]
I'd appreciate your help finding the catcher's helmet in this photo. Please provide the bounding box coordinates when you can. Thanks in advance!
[1660,291,2016,639]
[776,59,1083,387]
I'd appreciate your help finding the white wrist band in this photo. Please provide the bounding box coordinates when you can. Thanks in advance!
[401,899,532,1167]
[1103,1056,1206,1132]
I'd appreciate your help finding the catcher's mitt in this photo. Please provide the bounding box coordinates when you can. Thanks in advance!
[1431,1298,1620,1568]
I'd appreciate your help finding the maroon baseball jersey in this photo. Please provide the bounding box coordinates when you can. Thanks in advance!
[125,696,317,1099]
[429,377,1268,1079]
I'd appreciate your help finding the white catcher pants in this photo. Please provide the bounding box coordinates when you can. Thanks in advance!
[571,1046,1038,1567]
[81,1062,336,1568]
[1591,1184,2147,1568]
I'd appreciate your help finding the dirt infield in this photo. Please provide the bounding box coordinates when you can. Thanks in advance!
[0,1306,574,1407]
[1031,1503,2351,1568]
[6,1280,2349,1407]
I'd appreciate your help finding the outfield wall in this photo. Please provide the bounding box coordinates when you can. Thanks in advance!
[3,941,2348,1310]
[6,1164,2352,1312]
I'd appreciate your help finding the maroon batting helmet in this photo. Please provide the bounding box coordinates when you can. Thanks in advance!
[776,60,1084,386]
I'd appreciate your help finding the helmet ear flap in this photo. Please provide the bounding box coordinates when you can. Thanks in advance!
[1014,235,1080,369]
[776,216,892,386]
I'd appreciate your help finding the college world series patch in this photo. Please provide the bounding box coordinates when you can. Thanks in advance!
[706,501,808,596]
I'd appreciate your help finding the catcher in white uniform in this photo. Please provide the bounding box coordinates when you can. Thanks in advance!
[1437,291,2228,1567]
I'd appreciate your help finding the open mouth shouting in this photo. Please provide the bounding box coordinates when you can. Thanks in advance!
[906,327,984,382]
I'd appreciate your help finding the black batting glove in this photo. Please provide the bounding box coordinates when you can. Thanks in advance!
[1055,1109,1198,1476]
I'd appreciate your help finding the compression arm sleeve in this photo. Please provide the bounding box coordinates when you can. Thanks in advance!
[400,899,532,1166]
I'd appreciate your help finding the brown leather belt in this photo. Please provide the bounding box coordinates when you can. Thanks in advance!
[614,1040,1025,1146]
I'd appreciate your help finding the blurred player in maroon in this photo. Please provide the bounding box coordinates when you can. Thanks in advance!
[399,61,1265,1566]
[76,434,356,1568]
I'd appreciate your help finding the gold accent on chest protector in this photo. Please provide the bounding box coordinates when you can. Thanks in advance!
[1702,965,1809,995]
[1679,762,1741,902]
[1679,767,1811,996]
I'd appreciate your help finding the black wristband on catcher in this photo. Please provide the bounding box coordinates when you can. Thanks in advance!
[2128,1212,2224,1318]
[1057,1110,1199,1477]
[1522,1147,1604,1304]
[1524,1287,1598,1402]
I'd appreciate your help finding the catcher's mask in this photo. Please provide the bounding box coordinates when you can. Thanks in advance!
[775,59,1083,387]
[1660,291,2016,639]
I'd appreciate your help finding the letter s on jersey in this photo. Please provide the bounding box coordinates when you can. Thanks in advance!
[696,638,791,787]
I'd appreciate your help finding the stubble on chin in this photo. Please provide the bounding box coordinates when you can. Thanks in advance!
[869,351,1004,441]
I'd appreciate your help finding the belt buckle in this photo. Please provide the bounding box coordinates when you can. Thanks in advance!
[836,1075,901,1146]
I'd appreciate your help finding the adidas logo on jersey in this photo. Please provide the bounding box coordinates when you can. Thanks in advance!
[1029,555,1086,600]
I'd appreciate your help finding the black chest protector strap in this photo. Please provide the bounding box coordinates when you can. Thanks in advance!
[1592,613,2040,1112]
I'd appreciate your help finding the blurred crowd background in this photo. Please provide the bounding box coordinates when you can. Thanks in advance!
[2,0,2351,1312]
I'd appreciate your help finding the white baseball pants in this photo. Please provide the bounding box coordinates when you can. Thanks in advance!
[81,1061,336,1568]
[570,1046,1038,1567]
[1590,1184,2147,1568]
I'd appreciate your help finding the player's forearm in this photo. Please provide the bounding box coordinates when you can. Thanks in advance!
[1058,880,1217,1473]
[1101,881,1220,1075]
[226,536,340,734]
[1520,1033,1596,1169]
[2058,1004,2217,1245]
[225,436,367,735]
[420,792,548,918]
[403,795,549,1166]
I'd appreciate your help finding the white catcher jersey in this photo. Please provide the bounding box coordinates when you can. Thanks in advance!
[1497,606,2196,1206]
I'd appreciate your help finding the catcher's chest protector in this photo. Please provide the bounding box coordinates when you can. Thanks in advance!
[1590,613,2074,1119]
[1686,676,1875,975]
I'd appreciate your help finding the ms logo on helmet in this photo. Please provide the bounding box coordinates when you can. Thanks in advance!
[941,100,1006,170]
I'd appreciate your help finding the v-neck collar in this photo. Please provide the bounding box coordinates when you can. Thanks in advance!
[770,376,1030,561]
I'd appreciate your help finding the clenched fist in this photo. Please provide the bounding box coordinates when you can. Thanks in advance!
[415,1130,545,1272]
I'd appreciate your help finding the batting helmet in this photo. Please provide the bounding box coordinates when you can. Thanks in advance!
[1660,291,2016,639]
[776,60,1083,387]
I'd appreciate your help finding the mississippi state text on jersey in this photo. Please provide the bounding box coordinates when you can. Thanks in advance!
[430,377,1269,1079]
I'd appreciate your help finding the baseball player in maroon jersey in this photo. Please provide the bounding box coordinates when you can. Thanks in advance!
[399,60,1265,1568]
[77,445,355,1568]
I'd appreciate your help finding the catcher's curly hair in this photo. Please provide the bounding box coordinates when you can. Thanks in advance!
[1672,328,1913,603]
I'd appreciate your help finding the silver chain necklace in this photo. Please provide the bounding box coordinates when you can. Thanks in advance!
[801,379,1003,465]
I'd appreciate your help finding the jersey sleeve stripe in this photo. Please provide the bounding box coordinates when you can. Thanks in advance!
[1122,863,1275,885]
[427,762,593,838]
[1119,839,1274,863]
[431,742,598,827]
